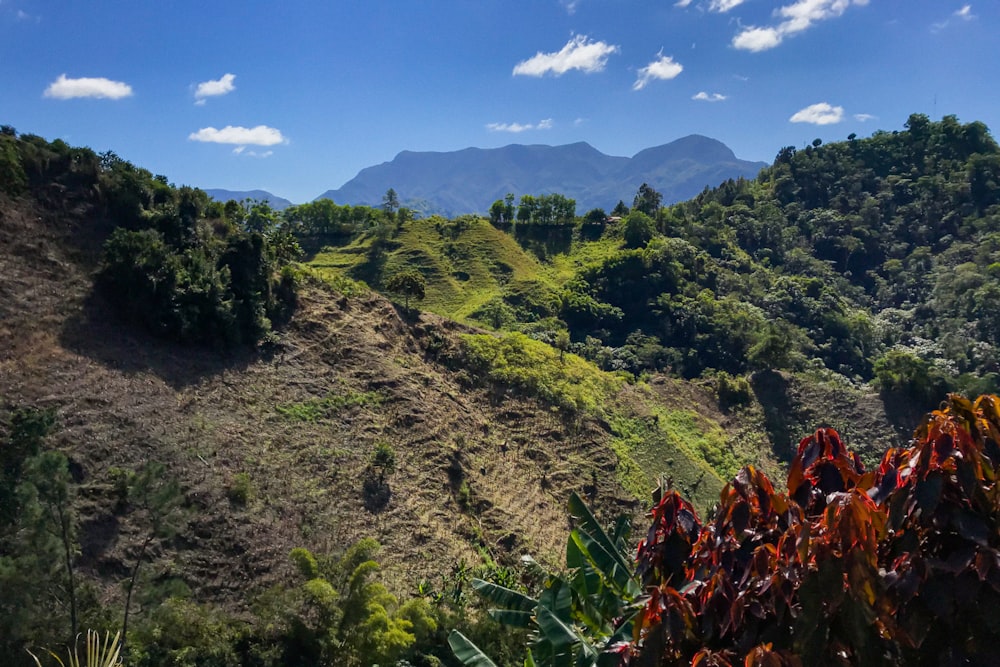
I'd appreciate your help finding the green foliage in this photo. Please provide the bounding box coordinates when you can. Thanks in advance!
[386,270,427,309]
[460,332,624,414]
[450,492,639,667]
[226,472,254,506]
[0,132,306,350]
[281,540,437,667]
[370,441,397,482]
[275,388,383,422]
[873,349,949,409]
[0,133,27,195]
[0,406,82,662]
[714,372,753,410]
[622,211,655,249]
[515,193,576,226]
[632,183,662,218]
[129,597,242,667]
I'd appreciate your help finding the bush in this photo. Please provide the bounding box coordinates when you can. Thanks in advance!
[715,372,753,410]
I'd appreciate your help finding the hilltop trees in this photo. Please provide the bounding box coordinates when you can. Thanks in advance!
[95,184,302,348]
[632,182,662,217]
[515,193,576,226]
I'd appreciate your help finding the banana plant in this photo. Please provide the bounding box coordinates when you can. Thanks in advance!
[449,492,640,667]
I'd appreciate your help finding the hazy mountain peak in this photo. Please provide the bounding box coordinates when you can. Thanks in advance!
[316,137,766,216]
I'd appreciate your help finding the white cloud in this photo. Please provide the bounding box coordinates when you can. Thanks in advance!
[710,0,745,12]
[933,4,975,31]
[513,35,619,77]
[44,74,133,100]
[486,119,554,133]
[574,117,587,127]
[194,73,236,102]
[633,53,683,91]
[790,102,844,125]
[693,91,727,102]
[675,0,693,6]
[854,113,877,122]
[560,0,580,14]
[733,27,783,51]
[188,125,286,145]
[733,0,869,52]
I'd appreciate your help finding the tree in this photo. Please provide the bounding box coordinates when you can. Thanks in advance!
[632,182,662,217]
[583,208,607,225]
[369,442,396,484]
[622,210,655,248]
[385,271,426,310]
[118,463,184,660]
[382,188,400,217]
[612,200,630,217]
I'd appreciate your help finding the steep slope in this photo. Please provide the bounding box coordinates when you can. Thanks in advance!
[316,136,766,215]
[0,195,630,597]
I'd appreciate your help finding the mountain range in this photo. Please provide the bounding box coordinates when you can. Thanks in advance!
[316,135,767,216]
[207,135,768,216]
[202,189,293,211]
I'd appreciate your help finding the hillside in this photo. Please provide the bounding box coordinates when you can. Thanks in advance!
[316,136,767,216]
[0,130,803,665]
[2,118,974,665]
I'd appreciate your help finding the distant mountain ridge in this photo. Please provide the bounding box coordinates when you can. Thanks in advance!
[317,135,768,216]
[203,189,293,211]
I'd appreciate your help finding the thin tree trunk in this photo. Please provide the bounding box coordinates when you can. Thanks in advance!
[57,504,78,640]
[121,535,152,660]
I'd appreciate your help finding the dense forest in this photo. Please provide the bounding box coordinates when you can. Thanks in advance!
[3,115,1000,666]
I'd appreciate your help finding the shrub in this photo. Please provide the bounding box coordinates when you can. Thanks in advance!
[226,472,253,506]
[715,372,753,410]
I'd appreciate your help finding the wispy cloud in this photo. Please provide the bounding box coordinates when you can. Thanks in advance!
[733,0,869,52]
[513,35,619,77]
[194,73,236,105]
[675,0,694,6]
[44,74,133,100]
[854,113,877,122]
[693,91,727,102]
[189,125,286,145]
[486,118,554,133]
[709,0,745,12]
[932,4,975,32]
[790,102,844,125]
[633,52,683,91]
[233,146,273,158]
[560,0,580,14]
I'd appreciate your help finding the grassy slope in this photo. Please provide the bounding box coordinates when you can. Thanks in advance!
[310,217,556,321]
[308,216,759,510]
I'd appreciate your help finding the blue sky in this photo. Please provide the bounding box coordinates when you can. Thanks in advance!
[2,1,996,203]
